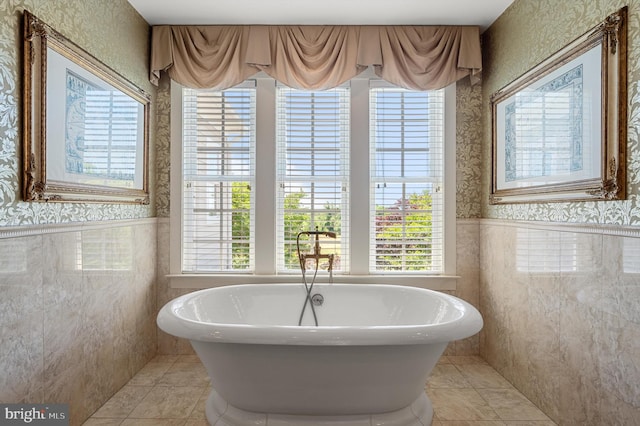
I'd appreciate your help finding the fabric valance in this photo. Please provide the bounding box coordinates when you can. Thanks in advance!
[150,24,481,91]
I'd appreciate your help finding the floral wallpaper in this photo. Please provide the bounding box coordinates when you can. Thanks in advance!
[482,0,640,225]
[0,0,154,226]
[456,78,483,218]
[155,76,171,218]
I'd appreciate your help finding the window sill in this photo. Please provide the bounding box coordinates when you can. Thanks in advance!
[167,274,458,291]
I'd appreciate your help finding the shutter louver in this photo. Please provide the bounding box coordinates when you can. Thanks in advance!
[276,86,350,273]
[182,85,256,273]
[370,87,444,273]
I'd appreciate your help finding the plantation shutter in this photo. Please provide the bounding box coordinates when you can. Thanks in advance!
[276,85,350,273]
[369,85,444,273]
[181,84,256,273]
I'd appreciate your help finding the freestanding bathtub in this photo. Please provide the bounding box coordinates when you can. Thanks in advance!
[157,284,483,426]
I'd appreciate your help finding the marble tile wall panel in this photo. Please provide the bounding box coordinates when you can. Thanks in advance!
[479,220,640,425]
[0,220,158,426]
[156,220,198,356]
[0,235,45,404]
[448,220,481,356]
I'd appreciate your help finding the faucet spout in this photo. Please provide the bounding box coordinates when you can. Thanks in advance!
[297,227,336,274]
[296,227,338,326]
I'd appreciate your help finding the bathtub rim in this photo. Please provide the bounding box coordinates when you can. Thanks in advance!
[157,283,483,346]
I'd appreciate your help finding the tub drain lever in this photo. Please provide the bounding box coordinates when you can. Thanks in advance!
[311,293,324,306]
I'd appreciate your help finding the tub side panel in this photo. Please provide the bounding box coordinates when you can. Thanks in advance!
[192,341,446,415]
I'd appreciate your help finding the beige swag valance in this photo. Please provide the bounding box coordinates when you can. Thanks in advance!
[150,25,481,91]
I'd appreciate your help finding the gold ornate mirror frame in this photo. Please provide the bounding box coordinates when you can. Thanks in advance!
[23,11,150,204]
[490,7,627,204]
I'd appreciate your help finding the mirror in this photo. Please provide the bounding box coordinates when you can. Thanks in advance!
[23,11,150,204]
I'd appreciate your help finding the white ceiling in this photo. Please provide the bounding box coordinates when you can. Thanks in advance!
[127,0,514,30]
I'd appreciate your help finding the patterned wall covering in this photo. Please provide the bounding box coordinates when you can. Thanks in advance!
[456,78,483,218]
[154,76,171,218]
[482,0,640,225]
[0,0,154,226]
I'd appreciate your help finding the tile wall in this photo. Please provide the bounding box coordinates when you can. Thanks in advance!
[156,220,196,355]
[479,220,640,424]
[0,219,158,426]
[446,219,481,356]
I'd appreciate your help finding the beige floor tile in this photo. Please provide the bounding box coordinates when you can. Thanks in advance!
[437,356,452,364]
[177,355,202,363]
[85,354,558,426]
[480,388,552,421]
[456,364,513,389]
[127,362,174,386]
[184,420,210,426]
[157,362,210,387]
[128,386,206,419]
[149,355,180,364]
[189,392,209,419]
[439,422,506,425]
[427,364,471,389]
[91,385,153,418]
[120,420,187,426]
[82,419,123,425]
[448,356,488,365]
[427,388,501,421]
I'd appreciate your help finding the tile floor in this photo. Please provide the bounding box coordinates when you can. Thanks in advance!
[83,354,556,426]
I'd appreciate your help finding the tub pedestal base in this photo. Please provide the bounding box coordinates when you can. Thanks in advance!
[205,387,433,426]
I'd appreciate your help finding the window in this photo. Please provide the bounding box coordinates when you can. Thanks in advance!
[370,87,444,273]
[276,86,350,272]
[180,84,256,273]
[170,76,456,286]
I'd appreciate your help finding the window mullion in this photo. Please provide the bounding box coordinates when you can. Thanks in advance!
[350,79,370,275]
[254,78,276,275]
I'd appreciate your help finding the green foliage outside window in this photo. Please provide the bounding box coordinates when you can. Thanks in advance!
[230,183,433,272]
[374,190,434,271]
[231,182,251,269]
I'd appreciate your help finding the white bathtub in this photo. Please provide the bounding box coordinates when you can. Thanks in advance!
[157,284,483,426]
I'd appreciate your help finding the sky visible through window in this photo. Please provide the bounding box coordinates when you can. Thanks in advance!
[371,89,440,207]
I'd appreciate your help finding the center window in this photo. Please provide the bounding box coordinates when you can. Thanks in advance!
[171,77,454,283]
[276,85,350,273]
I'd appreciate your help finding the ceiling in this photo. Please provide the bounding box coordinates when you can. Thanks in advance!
[127,0,514,30]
